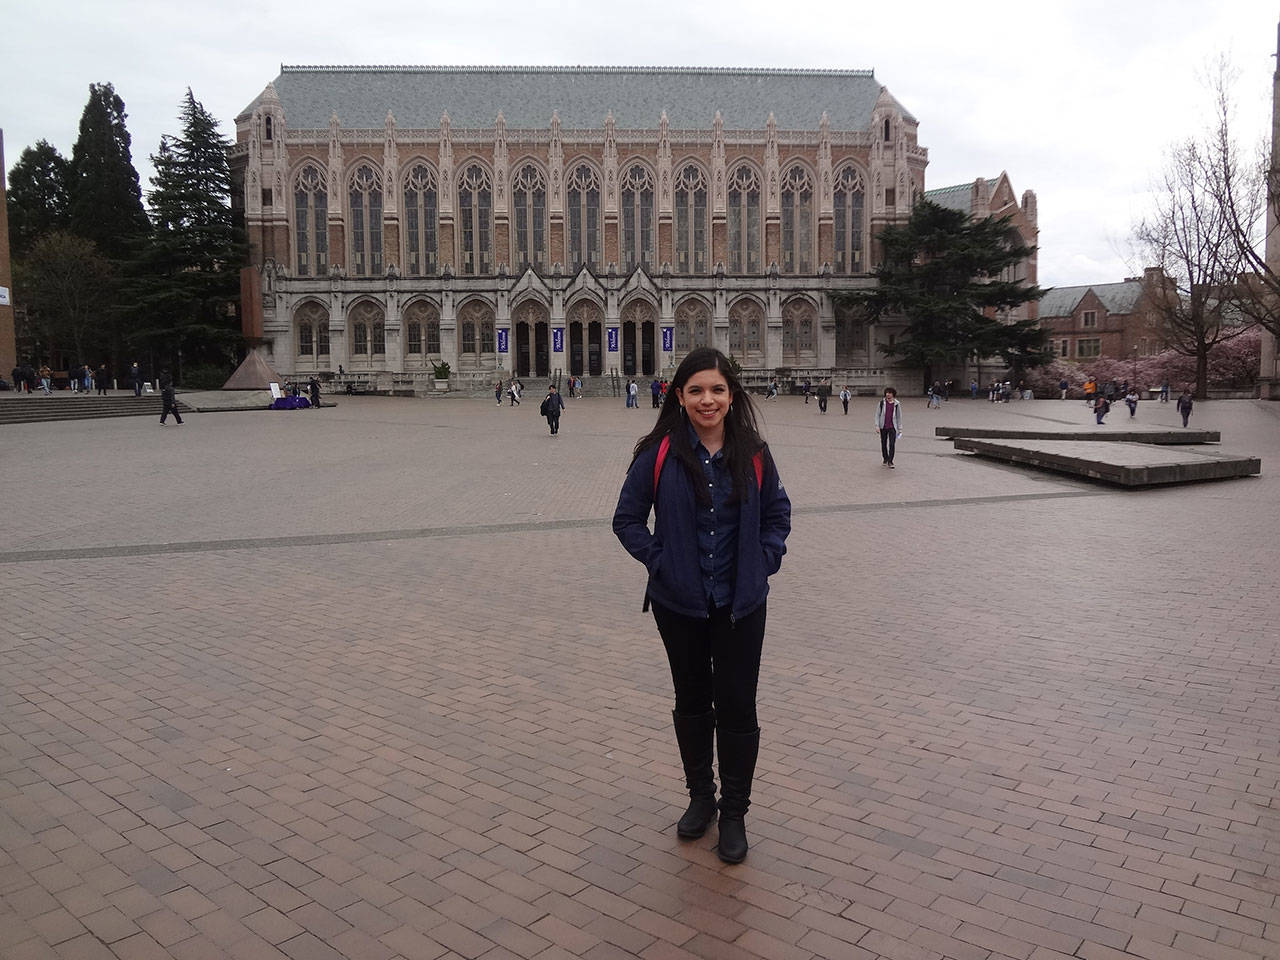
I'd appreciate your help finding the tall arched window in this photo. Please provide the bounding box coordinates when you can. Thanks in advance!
[457,301,495,363]
[294,163,328,277]
[727,165,761,274]
[620,162,655,272]
[348,301,384,360]
[729,298,764,362]
[782,298,815,363]
[403,301,439,358]
[674,163,708,274]
[349,163,383,277]
[675,298,711,354]
[296,301,330,358]
[781,166,814,274]
[457,163,492,276]
[511,163,547,272]
[833,166,866,275]
[403,163,438,277]
[566,163,601,271]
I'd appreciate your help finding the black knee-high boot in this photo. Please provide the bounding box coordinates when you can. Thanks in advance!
[672,710,718,838]
[716,726,759,863]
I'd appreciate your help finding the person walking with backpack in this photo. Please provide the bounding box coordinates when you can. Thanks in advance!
[875,387,903,467]
[158,371,184,425]
[1176,389,1194,427]
[612,347,791,864]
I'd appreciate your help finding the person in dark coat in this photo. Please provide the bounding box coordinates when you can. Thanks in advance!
[308,377,321,409]
[612,347,792,864]
[541,384,565,434]
[1176,390,1194,427]
[159,371,183,425]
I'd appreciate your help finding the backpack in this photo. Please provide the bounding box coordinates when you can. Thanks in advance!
[539,397,551,416]
[653,434,764,496]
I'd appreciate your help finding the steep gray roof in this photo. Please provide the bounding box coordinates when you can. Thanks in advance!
[923,179,997,214]
[239,65,914,131]
[1039,280,1144,318]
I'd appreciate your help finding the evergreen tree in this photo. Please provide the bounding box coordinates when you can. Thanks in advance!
[68,83,150,261]
[842,200,1051,391]
[6,140,71,261]
[132,89,246,379]
[15,232,115,364]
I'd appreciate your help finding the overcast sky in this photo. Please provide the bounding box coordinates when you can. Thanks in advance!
[2,0,1277,288]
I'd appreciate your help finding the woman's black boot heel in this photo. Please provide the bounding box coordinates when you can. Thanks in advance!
[716,726,760,863]
[672,710,718,838]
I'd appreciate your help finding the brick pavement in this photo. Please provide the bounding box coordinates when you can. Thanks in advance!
[2,393,1277,959]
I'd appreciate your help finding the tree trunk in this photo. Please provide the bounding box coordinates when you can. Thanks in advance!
[921,363,932,396]
[1195,344,1209,400]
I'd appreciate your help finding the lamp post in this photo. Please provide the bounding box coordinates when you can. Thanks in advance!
[1131,345,1138,389]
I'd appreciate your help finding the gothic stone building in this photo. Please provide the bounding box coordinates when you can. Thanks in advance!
[230,66,931,391]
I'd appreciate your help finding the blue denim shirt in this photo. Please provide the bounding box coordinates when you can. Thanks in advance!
[612,431,791,620]
[691,427,740,609]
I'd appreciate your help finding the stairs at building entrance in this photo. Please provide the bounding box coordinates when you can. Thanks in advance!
[0,394,193,426]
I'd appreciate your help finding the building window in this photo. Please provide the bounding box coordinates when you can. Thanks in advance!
[264,116,273,141]
[348,300,384,357]
[1077,338,1101,358]
[349,163,383,277]
[727,165,761,273]
[457,163,493,276]
[884,188,895,209]
[782,298,815,361]
[781,166,814,274]
[353,322,368,354]
[833,166,865,275]
[729,298,763,358]
[1082,310,1097,328]
[511,162,547,272]
[675,298,710,353]
[457,300,494,360]
[883,118,891,142]
[261,188,273,208]
[1059,339,1069,357]
[566,163,601,271]
[403,163,438,277]
[403,301,439,357]
[620,162,655,272]
[674,163,708,274]
[294,163,328,277]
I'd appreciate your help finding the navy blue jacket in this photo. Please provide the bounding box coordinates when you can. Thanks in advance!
[612,436,791,620]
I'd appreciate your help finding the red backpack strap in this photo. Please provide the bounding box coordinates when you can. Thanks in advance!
[653,434,671,495]
[753,450,764,490]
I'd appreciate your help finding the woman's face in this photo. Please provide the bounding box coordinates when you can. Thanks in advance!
[678,368,732,432]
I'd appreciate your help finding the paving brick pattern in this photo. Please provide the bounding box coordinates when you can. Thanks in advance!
[2,394,1277,959]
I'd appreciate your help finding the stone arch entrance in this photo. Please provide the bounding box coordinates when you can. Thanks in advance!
[621,300,657,376]
[512,300,549,377]
[567,300,604,376]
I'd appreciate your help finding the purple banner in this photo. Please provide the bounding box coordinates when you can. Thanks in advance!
[662,326,674,352]
[497,328,509,353]
[607,327,619,352]
[552,327,564,353]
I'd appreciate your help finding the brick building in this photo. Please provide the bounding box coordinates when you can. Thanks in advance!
[230,66,932,390]
[1037,268,1169,363]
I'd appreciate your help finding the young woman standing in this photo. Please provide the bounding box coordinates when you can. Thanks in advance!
[612,347,791,863]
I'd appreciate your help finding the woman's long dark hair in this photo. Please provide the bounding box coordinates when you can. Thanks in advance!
[631,347,768,503]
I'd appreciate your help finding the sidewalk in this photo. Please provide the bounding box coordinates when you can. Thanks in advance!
[2,396,1277,959]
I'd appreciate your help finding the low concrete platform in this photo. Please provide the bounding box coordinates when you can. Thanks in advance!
[936,425,1220,444]
[954,437,1260,486]
[177,389,337,412]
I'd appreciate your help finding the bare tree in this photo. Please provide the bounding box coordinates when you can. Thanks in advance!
[1133,134,1253,399]
[1203,57,1280,337]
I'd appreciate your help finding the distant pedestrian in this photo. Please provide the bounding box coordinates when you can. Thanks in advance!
[495,380,503,405]
[651,377,661,408]
[927,381,942,409]
[508,378,522,406]
[627,378,639,408]
[816,379,830,414]
[309,376,321,408]
[969,379,978,399]
[802,378,811,404]
[81,365,93,394]
[159,371,183,425]
[10,366,20,393]
[540,384,565,435]
[1176,390,1194,427]
[130,361,142,397]
[1059,378,1069,400]
[1160,379,1170,403]
[1093,395,1110,425]
[875,387,902,468]
[96,364,108,396]
[1124,388,1139,418]
[839,385,851,415]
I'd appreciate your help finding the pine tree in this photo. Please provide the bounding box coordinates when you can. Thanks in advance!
[132,89,246,379]
[842,200,1051,391]
[68,83,150,261]
[6,140,71,261]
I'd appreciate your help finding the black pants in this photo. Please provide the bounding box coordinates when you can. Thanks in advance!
[160,400,183,424]
[547,415,560,434]
[818,395,827,413]
[880,428,896,464]
[652,600,765,733]
[841,399,849,414]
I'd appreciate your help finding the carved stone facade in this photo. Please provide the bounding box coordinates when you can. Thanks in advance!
[230,67,930,388]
